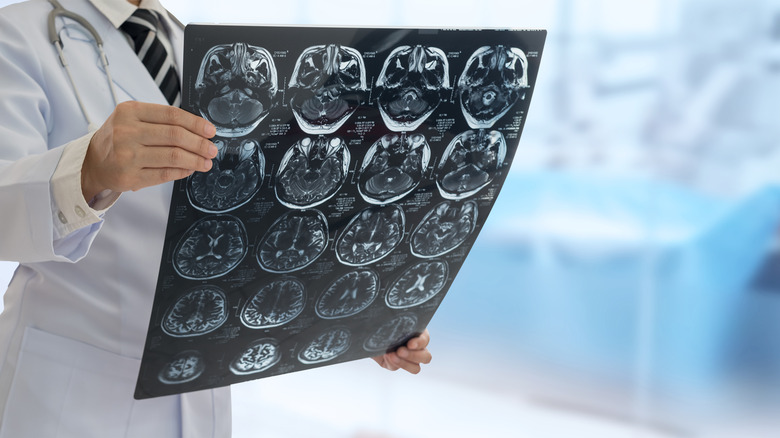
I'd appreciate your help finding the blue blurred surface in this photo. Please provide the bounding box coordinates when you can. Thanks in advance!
[437,172,780,389]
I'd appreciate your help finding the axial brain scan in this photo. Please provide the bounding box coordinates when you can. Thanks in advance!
[158,350,205,385]
[195,42,278,137]
[187,138,264,213]
[411,201,478,257]
[375,45,450,132]
[385,261,449,309]
[288,44,368,134]
[241,278,306,329]
[316,269,379,319]
[363,314,418,353]
[162,285,229,337]
[458,45,528,128]
[230,339,281,375]
[437,129,506,199]
[257,209,328,273]
[275,136,350,209]
[336,205,405,266]
[298,327,352,364]
[358,132,430,205]
[174,216,248,280]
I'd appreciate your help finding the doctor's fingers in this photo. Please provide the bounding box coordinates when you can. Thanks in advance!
[381,350,429,374]
[406,329,430,351]
[136,122,219,161]
[139,145,214,174]
[115,101,217,139]
[396,345,432,366]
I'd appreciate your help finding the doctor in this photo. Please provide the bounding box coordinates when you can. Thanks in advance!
[0,0,432,436]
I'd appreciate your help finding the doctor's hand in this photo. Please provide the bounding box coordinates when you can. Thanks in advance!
[371,329,431,374]
[81,101,217,202]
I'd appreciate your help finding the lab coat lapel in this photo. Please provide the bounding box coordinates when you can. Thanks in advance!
[58,0,168,105]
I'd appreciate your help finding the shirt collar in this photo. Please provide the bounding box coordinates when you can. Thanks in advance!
[87,0,173,29]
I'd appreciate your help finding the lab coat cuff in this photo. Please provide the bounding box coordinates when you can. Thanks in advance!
[50,133,121,239]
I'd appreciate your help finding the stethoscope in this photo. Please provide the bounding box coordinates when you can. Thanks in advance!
[46,0,185,129]
[47,0,119,131]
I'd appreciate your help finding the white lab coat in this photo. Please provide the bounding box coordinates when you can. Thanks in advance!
[0,0,232,436]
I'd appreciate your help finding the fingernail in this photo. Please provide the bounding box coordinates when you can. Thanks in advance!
[203,159,212,171]
[209,143,218,157]
[397,348,408,358]
[204,123,216,138]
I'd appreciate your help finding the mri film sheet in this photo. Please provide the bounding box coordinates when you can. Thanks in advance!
[135,24,546,399]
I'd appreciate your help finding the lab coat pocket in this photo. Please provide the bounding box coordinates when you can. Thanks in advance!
[0,327,138,438]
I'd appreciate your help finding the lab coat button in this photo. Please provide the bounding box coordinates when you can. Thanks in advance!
[75,206,86,218]
[58,211,68,224]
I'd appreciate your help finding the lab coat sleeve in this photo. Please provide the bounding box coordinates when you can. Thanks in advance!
[50,134,121,238]
[0,14,105,264]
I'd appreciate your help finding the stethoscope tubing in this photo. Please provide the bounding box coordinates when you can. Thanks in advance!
[46,0,119,131]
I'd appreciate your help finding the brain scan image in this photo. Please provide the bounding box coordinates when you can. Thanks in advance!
[298,327,352,364]
[275,136,350,209]
[187,138,265,213]
[436,129,506,199]
[375,45,450,132]
[174,216,248,280]
[288,44,368,134]
[411,201,478,258]
[257,209,328,273]
[195,42,278,137]
[316,269,379,319]
[358,132,430,205]
[162,285,229,337]
[229,338,281,375]
[385,260,449,309]
[458,45,528,129]
[241,278,306,329]
[158,350,205,385]
[336,205,405,266]
[363,314,418,353]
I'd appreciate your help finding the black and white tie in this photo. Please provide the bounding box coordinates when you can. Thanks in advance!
[121,9,181,106]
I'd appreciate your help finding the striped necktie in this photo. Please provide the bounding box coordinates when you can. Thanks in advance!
[120,9,181,106]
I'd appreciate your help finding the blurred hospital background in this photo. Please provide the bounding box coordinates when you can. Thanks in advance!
[3,0,780,436]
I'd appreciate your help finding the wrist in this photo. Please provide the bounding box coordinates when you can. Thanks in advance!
[81,171,99,204]
[80,137,102,203]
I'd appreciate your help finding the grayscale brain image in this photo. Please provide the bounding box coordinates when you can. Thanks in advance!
[336,205,405,266]
[411,201,478,257]
[136,24,545,399]
[275,135,350,209]
[458,45,529,129]
[257,209,328,273]
[375,45,450,132]
[385,260,448,309]
[195,42,279,137]
[162,285,229,337]
[288,44,368,134]
[358,132,430,205]
[316,269,380,319]
[230,339,282,375]
[298,327,352,364]
[437,129,506,199]
[173,216,248,280]
[158,351,205,385]
[187,137,265,212]
[363,314,418,353]
[241,278,306,329]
